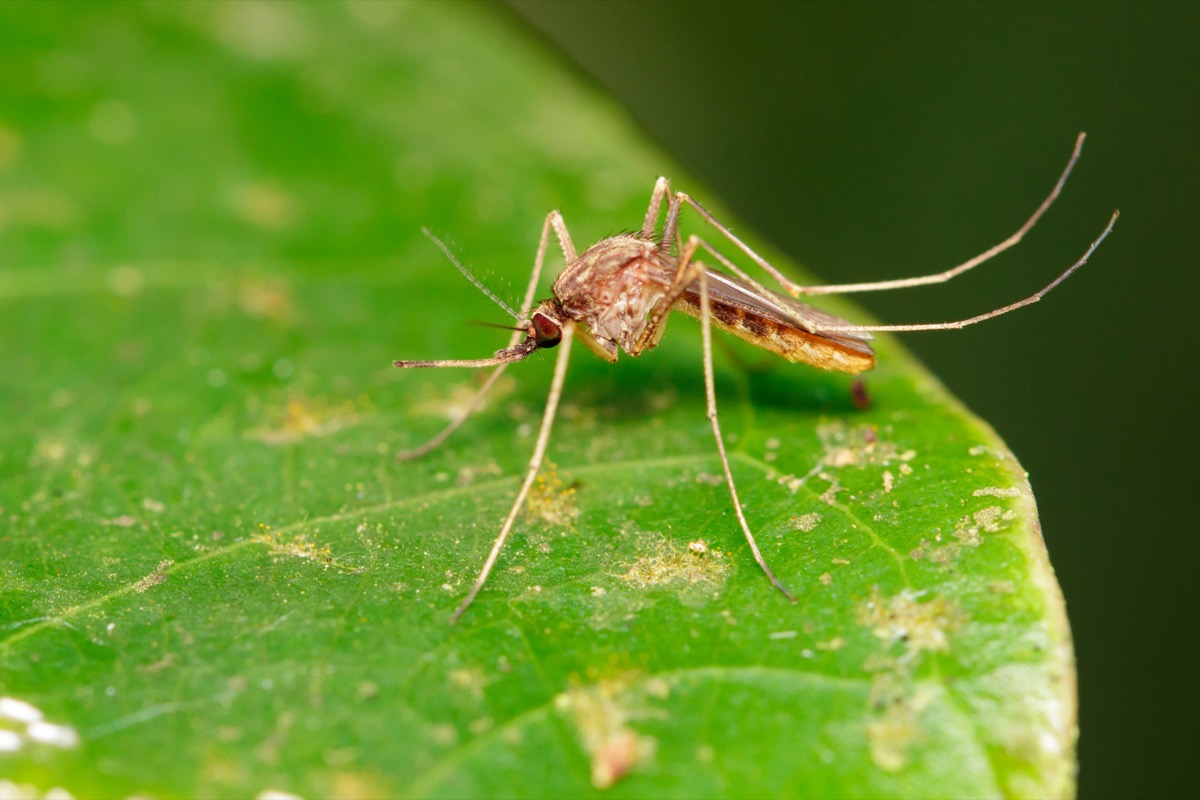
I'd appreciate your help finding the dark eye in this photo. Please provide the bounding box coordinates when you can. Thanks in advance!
[530,312,562,349]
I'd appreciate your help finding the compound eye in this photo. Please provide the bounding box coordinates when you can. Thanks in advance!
[530,312,562,349]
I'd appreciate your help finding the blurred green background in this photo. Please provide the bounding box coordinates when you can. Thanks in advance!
[508,2,1195,798]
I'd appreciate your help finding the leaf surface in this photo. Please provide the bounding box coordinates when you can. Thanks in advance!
[0,3,1074,798]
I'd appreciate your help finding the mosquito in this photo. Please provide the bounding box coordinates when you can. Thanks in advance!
[394,132,1118,624]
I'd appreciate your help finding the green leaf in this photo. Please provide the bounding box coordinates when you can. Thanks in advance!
[0,3,1074,798]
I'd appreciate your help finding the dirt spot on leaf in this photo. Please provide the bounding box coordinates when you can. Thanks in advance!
[909,505,1016,565]
[406,375,516,421]
[555,674,666,789]
[972,505,1015,533]
[789,512,821,532]
[817,420,915,470]
[524,463,579,527]
[619,536,730,605]
[252,526,363,573]
[865,685,938,772]
[231,182,296,231]
[858,588,966,771]
[248,395,361,445]
[973,485,1022,499]
[447,667,492,702]
[133,560,173,593]
[858,587,964,662]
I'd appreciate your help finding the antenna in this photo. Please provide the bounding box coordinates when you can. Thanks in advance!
[420,227,521,321]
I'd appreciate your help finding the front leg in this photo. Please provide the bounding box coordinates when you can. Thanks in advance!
[396,210,576,461]
[449,322,577,624]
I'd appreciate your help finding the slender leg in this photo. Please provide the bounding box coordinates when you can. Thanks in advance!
[692,233,785,308]
[660,179,683,252]
[638,166,776,349]
[677,133,1090,298]
[632,233,706,354]
[641,177,671,240]
[812,211,1118,333]
[633,231,770,354]
[396,211,573,461]
[657,206,1117,339]
[800,133,1088,295]
[395,364,514,461]
[549,210,578,264]
[697,266,797,604]
[449,323,576,624]
[629,232,796,602]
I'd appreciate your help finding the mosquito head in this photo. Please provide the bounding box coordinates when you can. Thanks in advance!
[467,312,562,351]
[394,301,565,370]
[529,309,563,349]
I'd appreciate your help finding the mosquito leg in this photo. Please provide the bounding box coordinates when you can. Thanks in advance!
[449,323,576,624]
[625,236,796,599]
[632,233,707,354]
[673,189,807,296]
[522,210,575,312]
[692,234,782,306]
[641,177,671,240]
[395,364,513,461]
[396,212,575,461]
[548,210,577,271]
[678,133,1090,298]
[697,266,798,604]
[633,230,782,355]
[662,183,684,253]
[801,133,1089,295]
[813,210,1118,333]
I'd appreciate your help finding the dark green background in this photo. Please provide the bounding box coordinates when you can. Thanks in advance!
[509,2,1194,798]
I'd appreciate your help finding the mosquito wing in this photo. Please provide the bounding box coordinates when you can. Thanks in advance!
[673,268,875,373]
[697,265,873,336]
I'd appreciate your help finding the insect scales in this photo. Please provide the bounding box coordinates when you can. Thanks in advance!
[395,133,1118,624]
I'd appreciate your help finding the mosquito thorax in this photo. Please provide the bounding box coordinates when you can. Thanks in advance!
[551,234,672,352]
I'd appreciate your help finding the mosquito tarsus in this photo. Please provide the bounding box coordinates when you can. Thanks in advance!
[394,132,1118,624]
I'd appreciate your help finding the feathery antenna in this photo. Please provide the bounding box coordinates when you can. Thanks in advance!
[421,227,521,321]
